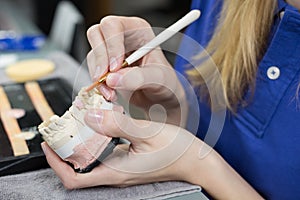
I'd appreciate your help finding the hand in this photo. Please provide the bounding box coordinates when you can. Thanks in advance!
[86,16,188,126]
[41,109,263,199]
[41,108,202,189]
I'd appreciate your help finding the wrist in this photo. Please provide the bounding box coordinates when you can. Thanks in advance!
[183,140,262,199]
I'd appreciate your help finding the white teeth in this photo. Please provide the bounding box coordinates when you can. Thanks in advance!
[55,119,66,127]
[39,127,46,135]
[62,111,71,120]
[42,127,51,135]
[38,123,45,129]
[50,115,59,122]
[69,105,75,113]
[48,121,58,130]
[70,106,80,117]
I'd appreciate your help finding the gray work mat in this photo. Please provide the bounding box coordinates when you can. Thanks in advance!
[0,168,201,200]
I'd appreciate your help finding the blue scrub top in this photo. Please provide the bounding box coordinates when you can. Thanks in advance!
[175,0,300,199]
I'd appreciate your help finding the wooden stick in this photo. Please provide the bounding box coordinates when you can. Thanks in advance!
[25,81,54,122]
[0,86,30,156]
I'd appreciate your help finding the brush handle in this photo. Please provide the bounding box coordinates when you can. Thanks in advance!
[125,9,201,65]
[85,9,201,92]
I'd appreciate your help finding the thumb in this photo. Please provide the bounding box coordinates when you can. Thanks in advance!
[84,109,164,144]
[41,142,76,177]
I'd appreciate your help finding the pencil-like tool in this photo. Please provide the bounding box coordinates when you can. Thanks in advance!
[86,9,201,92]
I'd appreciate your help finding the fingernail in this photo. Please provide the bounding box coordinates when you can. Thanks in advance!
[93,66,106,81]
[41,142,47,154]
[85,109,103,125]
[99,85,111,99]
[107,73,122,87]
[109,57,118,71]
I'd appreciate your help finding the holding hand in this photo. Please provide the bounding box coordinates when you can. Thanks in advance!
[41,108,205,189]
[86,16,188,126]
[41,108,262,200]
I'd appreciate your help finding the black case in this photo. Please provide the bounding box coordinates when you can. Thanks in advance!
[0,78,73,176]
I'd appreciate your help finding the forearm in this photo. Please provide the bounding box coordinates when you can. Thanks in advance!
[183,140,263,200]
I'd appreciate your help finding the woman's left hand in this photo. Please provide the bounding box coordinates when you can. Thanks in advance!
[41,108,204,189]
[41,109,263,200]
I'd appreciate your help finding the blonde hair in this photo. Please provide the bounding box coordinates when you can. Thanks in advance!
[187,0,277,112]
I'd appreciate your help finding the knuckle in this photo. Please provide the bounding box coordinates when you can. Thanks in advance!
[130,17,154,41]
[86,24,100,40]
[88,48,108,69]
[100,15,119,28]
[130,17,151,28]
[94,44,106,55]
[93,45,108,61]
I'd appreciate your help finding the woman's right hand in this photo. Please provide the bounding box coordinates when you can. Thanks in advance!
[86,16,188,126]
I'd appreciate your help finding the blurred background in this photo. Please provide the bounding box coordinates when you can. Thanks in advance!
[1,0,191,64]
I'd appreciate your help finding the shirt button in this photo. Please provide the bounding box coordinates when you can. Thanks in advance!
[267,66,280,80]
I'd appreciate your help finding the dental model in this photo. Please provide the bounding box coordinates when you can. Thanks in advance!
[38,88,120,173]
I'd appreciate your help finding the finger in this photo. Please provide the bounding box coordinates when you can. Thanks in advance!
[86,25,109,81]
[86,50,96,79]
[99,16,125,72]
[105,67,143,90]
[41,142,79,187]
[99,16,154,72]
[41,142,72,172]
[41,142,110,189]
[87,49,116,101]
[106,63,177,93]
[86,48,109,82]
[84,109,164,143]
[96,84,117,101]
[86,24,104,49]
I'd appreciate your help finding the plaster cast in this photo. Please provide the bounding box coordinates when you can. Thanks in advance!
[39,88,121,171]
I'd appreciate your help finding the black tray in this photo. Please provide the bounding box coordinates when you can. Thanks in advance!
[0,78,73,176]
